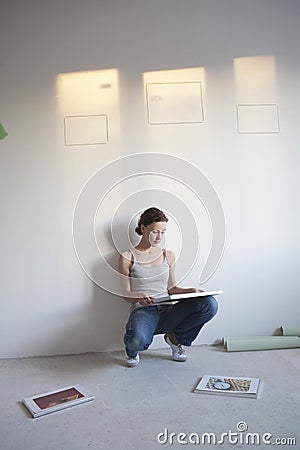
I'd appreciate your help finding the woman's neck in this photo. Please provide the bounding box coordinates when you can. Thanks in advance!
[134,237,153,252]
[134,244,152,252]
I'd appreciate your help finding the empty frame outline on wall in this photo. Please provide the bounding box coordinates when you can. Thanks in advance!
[64,114,109,146]
[236,104,280,134]
[146,81,204,125]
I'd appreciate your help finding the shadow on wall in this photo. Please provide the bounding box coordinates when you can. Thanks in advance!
[31,222,130,358]
[39,275,128,357]
[91,249,129,353]
[90,218,132,353]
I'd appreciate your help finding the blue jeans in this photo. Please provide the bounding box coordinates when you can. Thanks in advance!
[124,296,218,358]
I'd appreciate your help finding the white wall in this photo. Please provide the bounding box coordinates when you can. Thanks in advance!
[1,0,300,358]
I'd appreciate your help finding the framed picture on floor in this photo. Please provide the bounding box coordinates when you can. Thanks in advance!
[22,384,95,418]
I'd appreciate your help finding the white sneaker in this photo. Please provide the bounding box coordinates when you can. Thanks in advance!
[164,333,187,362]
[125,353,140,367]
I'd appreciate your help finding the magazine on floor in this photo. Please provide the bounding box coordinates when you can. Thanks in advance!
[194,375,260,398]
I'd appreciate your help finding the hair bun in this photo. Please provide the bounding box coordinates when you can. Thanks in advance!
[135,207,168,236]
[135,225,142,236]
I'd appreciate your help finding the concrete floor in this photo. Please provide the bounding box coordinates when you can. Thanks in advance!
[0,345,299,450]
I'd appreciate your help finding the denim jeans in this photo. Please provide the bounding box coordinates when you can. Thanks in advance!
[124,296,218,358]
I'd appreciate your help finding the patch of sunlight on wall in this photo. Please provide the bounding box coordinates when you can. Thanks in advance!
[56,68,121,144]
[233,55,288,242]
[144,67,206,90]
[234,55,277,103]
[143,67,206,155]
[144,67,206,124]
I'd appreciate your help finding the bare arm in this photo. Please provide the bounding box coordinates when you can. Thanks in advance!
[167,251,203,295]
[118,251,154,306]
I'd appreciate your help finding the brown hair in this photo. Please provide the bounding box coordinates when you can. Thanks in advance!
[135,207,168,236]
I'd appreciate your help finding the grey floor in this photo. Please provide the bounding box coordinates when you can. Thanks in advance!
[1,345,299,450]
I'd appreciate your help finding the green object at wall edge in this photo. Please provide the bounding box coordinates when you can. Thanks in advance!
[0,123,8,140]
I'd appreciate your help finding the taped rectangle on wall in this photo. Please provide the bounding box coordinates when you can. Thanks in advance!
[146,82,204,124]
[237,104,279,134]
[64,114,108,146]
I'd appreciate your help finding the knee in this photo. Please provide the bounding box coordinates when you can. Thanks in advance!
[205,296,218,318]
[194,296,218,318]
[124,330,152,352]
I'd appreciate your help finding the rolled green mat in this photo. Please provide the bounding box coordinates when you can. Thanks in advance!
[222,336,270,348]
[280,326,300,336]
[0,123,8,140]
[222,336,273,346]
[225,336,300,352]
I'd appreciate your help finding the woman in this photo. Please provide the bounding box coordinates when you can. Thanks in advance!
[119,207,218,367]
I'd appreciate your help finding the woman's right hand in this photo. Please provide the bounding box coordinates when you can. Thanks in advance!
[138,294,154,307]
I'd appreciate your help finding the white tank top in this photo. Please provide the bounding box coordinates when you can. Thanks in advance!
[129,249,169,310]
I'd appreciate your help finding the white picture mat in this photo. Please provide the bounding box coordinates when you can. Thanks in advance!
[153,290,223,305]
[195,375,260,395]
[237,104,279,133]
[22,384,95,418]
[64,115,108,145]
[146,82,204,124]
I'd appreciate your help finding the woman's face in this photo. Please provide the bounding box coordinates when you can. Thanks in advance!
[142,221,167,247]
